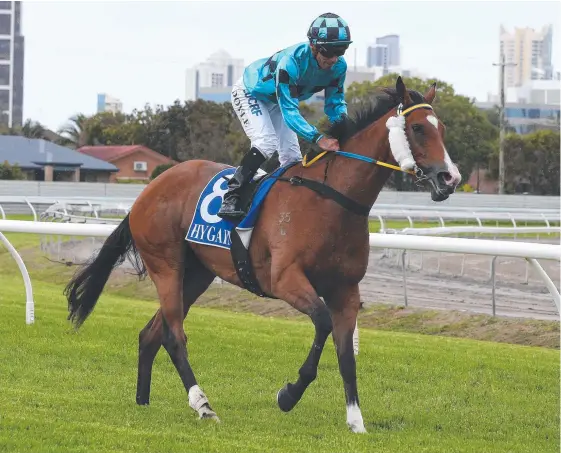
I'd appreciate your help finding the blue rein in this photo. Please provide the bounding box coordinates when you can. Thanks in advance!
[334,151,376,164]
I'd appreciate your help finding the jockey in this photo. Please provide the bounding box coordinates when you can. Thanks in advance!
[217,12,352,220]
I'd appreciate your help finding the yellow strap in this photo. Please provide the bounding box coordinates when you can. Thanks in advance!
[302,151,327,168]
[299,103,432,173]
[375,160,416,175]
[399,103,433,116]
[302,150,416,175]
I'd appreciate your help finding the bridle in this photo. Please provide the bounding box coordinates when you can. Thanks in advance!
[302,102,435,187]
[275,102,439,216]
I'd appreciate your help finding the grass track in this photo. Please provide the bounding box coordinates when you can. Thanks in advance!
[0,276,558,453]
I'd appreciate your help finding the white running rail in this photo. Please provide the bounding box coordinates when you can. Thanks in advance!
[1,196,559,227]
[394,226,561,236]
[1,219,559,331]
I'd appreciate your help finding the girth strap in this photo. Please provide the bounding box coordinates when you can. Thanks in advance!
[275,176,371,217]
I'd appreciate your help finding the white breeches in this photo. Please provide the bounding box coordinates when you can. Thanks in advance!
[231,77,302,167]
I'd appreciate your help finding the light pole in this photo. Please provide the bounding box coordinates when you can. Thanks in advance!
[493,53,517,194]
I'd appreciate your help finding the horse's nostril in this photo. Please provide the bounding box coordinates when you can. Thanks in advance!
[438,171,453,186]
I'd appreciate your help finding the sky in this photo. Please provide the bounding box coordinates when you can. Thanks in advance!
[21,0,561,132]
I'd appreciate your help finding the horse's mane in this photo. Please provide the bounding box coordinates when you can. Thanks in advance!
[326,87,426,145]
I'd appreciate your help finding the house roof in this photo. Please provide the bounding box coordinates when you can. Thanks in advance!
[77,145,175,164]
[0,136,119,171]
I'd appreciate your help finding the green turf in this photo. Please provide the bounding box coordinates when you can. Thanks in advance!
[0,275,558,453]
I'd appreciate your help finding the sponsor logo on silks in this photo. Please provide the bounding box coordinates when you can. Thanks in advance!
[243,89,263,116]
[232,88,250,127]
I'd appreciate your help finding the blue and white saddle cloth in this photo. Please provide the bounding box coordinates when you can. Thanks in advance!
[185,165,290,250]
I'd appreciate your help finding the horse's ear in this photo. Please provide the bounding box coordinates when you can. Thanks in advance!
[395,76,412,105]
[424,82,437,104]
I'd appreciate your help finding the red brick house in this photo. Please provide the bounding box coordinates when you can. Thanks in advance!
[466,168,499,194]
[77,145,176,182]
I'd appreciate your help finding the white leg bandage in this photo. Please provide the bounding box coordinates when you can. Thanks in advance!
[188,385,209,412]
[346,402,367,433]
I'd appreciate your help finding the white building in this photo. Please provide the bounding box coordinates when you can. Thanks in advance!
[499,24,554,90]
[185,50,245,103]
[366,34,400,69]
[487,79,560,105]
[97,93,123,114]
[480,80,560,134]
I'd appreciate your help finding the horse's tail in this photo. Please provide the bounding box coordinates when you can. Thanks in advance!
[64,213,147,328]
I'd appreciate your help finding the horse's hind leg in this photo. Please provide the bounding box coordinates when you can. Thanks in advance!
[272,265,333,412]
[136,309,164,405]
[136,244,217,420]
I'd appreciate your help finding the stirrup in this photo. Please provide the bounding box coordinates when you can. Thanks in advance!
[218,197,245,218]
[218,208,245,219]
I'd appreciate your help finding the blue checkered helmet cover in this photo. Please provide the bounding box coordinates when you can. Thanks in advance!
[307,12,352,46]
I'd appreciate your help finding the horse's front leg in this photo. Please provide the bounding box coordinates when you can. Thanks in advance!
[271,264,333,412]
[325,284,367,433]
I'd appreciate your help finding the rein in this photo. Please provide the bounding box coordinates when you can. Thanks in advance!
[303,150,416,175]
[277,102,434,216]
[302,102,434,177]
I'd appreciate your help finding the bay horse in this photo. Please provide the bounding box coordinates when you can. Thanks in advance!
[64,77,461,434]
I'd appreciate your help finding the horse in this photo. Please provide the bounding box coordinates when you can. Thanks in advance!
[64,76,462,434]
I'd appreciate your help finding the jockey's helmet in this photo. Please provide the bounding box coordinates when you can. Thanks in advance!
[307,13,352,49]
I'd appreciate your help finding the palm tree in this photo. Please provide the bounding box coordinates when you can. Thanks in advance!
[57,113,90,148]
[20,119,47,139]
[0,118,51,140]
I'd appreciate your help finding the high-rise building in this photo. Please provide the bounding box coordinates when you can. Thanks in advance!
[366,44,388,69]
[499,24,554,90]
[97,93,123,114]
[0,1,23,128]
[185,50,245,103]
[366,34,400,68]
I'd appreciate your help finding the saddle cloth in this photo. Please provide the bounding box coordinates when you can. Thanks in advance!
[185,163,296,250]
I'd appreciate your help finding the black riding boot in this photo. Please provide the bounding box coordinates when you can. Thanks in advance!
[218,147,266,220]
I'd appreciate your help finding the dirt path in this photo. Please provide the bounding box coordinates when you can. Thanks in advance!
[54,237,560,322]
[365,245,560,321]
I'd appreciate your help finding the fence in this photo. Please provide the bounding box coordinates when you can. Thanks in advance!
[0,180,559,210]
[1,219,559,331]
[2,196,560,229]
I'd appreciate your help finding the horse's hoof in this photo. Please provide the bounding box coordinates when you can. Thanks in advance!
[136,396,150,406]
[277,385,298,412]
[198,404,220,423]
[348,422,367,433]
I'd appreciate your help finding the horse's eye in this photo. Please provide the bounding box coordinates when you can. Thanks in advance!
[412,124,424,134]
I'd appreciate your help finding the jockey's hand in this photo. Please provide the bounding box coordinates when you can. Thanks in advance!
[317,136,340,152]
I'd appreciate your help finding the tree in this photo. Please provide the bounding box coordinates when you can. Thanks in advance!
[488,129,560,195]
[150,163,176,180]
[20,119,47,139]
[0,160,24,179]
[84,111,142,146]
[0,119,50,140]
[50,95,320,172]
[57,113,92,148]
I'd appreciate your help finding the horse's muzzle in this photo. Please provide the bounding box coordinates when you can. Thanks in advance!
[422,164,458,202]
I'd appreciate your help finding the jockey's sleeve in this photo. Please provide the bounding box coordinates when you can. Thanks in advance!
[275,55,323,143]
[324,70,348,123]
